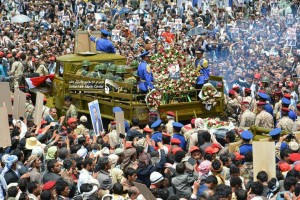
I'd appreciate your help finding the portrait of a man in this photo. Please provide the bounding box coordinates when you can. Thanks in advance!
[88,100,103,135]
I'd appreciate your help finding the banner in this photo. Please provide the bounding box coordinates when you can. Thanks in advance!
[25,74,55,89]
[0,82,13,115]
[88,100,103,135]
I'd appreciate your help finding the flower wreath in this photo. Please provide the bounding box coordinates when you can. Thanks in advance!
[198,83,218,110]
[145,89,162,111]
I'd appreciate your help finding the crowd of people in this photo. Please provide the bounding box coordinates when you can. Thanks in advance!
[1,0,300,200]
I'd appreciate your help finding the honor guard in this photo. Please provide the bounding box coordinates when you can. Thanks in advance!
[137,51,154,93]
[89,29,116,53]
[237,130,253,156]
[195,48,209,90]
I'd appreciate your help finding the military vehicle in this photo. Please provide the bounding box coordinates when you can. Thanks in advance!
[27,52,225,124]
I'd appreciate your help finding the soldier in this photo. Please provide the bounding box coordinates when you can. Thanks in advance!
[87,65,102,78]
[115,66,127,81]
[260,76,272,97]
[74,115,89,136]
[137,51,154,94]
[171,122,186,150]
[76,60,91,76]
[255,102,274,129]
[226,90,240,119]
[25,93,35,120]
[281,98,297,121]
[273,91,283,121]
[269,128,288,161]
[232,85,242,103]
[257,92,273,116]
[236,130,253,156]
[107,64,117,76]
[243,88,256,112]
[9,53,24,89]
[88,29,116,53]
[64,96,77,123]
[277,107,297,133]
[195,48,209,90]
[239,101,256,128]
[165,111,175,136]
[150,119,163,146]
[35,60,49,77]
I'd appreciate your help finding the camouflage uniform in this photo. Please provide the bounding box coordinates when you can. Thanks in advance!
[9,61,24,89]
[255,110,274,129]
[226,98,240,117]
[25,102,35,119]
[74,124,89,135]
[35,64,49,76]
[66,104,77,120]
[277,116,296,133]
[274,100,282,120]
[166,119,175,136]
[239,109,256,128]
[243,96,256,112]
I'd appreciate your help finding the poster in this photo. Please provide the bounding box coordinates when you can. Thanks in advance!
[95,13,102,21]
[168,64,180,80]
[62,15,70,27]
[287,14,294,25]
[0,107,12,147]
[286,28,297,47]
[0,82,13,115]
[175,19,182,30]
[253,142,276,181]
[132,15,140,25]
[33,92,44,128]
[115,111,125,137]
[13,89,26,120]
[57,11,63,21]
[112,29,121,42]
[88,100,103,135]
[230,28,239,40]
[167,22,176,33]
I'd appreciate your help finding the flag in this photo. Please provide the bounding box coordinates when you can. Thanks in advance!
[25,74,55,89]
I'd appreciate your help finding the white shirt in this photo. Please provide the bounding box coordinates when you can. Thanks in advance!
[77,168,99,192]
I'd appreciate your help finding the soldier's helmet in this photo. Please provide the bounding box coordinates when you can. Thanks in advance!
[130,60,139,68]
[82,60,91,67]
[107,64,117,72]
[94,64,101,72]
[104,72,114,80]
[81,70,88,76]
[261,76,270,84]
[133,70,139,77]
[114,76,123,82]
[116,66,127,74]
[98,63,108,71]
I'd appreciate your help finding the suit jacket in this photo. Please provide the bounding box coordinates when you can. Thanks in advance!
[93,118,103,134]
[4,170,19,185]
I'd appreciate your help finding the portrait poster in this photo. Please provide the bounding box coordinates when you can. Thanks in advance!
[112,29,121,42]
[287,14,294,25]
[57,11,63,21]
[168,64,181,80]
[167,22,176,33]
[0,82,13,115]
[286,28,297,47]
[175,19,182,30]
[62,15,70,27]
[230,28,239,40]
[88,100,103,136]
[132,15,140,25]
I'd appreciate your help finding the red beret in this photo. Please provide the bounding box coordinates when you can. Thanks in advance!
[258,90,265,93]
[43,181,56,190]
[171,138,181,144]
[25,93,31,97]
[19,85,25,89]
[49,56,56,61]
[205,146,219,155]
[110,121,116,125]
[232,86,239,90]
[278,162,291,172]
[191,118,196,125]
[254,73,261,79]
[234,152,245,161]
[289,153,300,162]
[143,127,152,133]
[6,53,12,58]
[149,112,158,116]
[288,82,294,87]
[281,107,289,113]
[229,90,235,95]
[166,111,176,117]
[43,97,47,102]
[172,147,183,154]
[274,91,282,96]
[67,118,77,125]
[241,101,250,105]
[244,88,251,92]
[283,94,291,99]
[257,102,266,106]
[212,143,221,149]
[125,142,133,149]
[190,146,200,153]
[297,104,300,110]
[41,119,47,125]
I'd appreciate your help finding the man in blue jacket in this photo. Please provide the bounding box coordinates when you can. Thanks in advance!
[137,51,154,93]
[88,29,116,53]
[195,48,210,90]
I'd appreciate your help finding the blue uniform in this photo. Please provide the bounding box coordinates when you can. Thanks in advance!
[265,103,273,116]
[137,61,154,92]
[288,110,297,121]
[238,143,252,155]
[172,133,186,150]
[151,131,162,143]
[195,59,210,85]
[90,36,116,53]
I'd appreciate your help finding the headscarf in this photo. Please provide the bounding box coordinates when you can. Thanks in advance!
[108,154,119,169]
[1,155,18,176]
